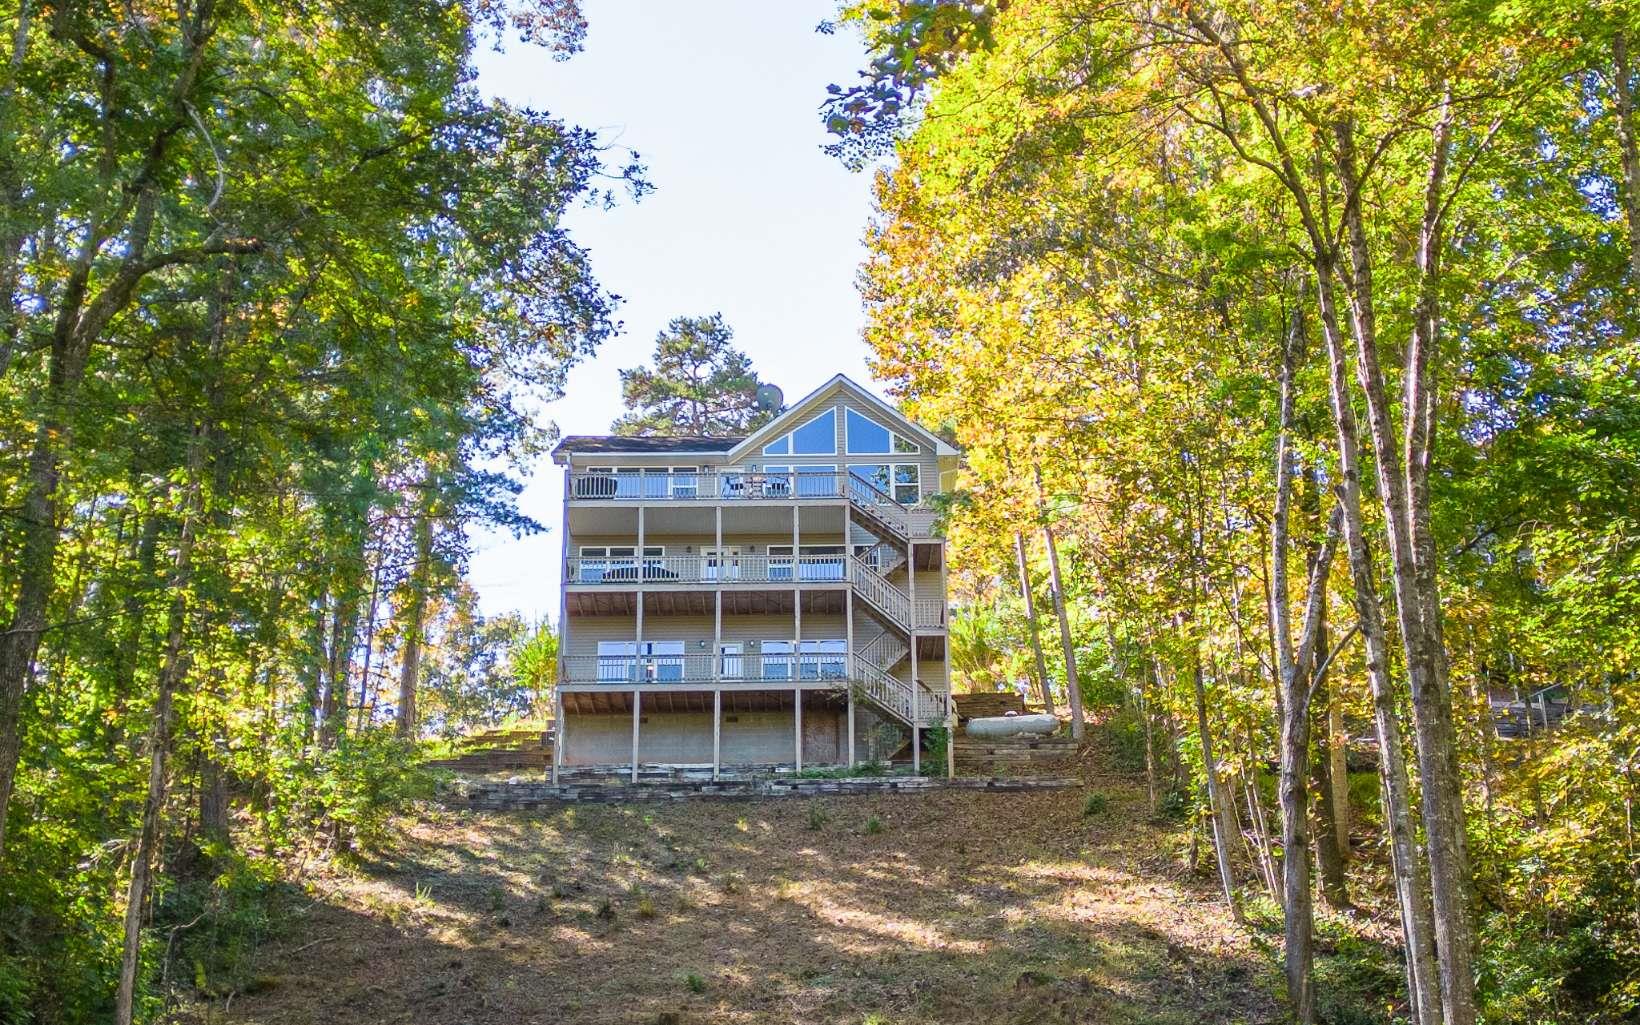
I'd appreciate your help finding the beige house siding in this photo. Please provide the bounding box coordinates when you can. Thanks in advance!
[561,708,847,766]
[551,376,956,773]
[564,614,848,659]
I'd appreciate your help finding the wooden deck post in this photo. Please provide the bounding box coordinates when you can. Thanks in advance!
[712,690,722,781]
[551,689,562,783]
[845,587,855,769]
[630,690,640,783]
[794,689,803,773]
[912,724,921,775]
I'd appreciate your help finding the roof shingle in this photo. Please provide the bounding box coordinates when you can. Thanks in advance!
[553,434,745,456]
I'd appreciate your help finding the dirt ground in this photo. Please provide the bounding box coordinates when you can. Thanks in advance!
[217,776,1283,1025]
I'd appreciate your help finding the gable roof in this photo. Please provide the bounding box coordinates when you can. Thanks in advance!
[551,435,744,461]
[726,374,959,461]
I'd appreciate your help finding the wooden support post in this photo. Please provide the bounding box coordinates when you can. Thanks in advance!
[846,588,856,770]
[794,688,803,773]
[712,690,722,781]
[847,687,856,770]
[551,689,563,783]
[912,724,921,776]
[714,590,722,681]
[792,506,801,684]
[631,690,640,783]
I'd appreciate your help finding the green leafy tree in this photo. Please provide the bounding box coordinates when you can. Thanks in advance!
[611,314,776,436]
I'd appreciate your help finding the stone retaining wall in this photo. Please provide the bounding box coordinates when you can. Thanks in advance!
[446,775,1077,809]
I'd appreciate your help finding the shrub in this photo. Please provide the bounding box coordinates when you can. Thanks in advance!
[864,815,883,835]
[156,852,285,1000]
[1081,792,1109,817]
[267,728,436,852]
[684,972,707,993]
[1104,706,1149,774]
[922,726,950,774]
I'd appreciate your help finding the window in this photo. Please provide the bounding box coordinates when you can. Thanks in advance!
[704,546,742,582]
[574,466,630,499]
[763,408,837,456]
[892,464,921,504]
[849,463,890,501]
[719,642,744,679]
[638,465,698,499]
[642,640,685,682]
[845,408,921,455]
[761,464,837,499]
[597,640,636,682]
[579,546,662,582]
[767,544,794,582]
[597,641,686,682]
[799,639,847,680]
[762,640,793,680]
[769,544,846,582]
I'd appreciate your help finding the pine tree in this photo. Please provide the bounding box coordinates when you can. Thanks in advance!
[612,314,776,436]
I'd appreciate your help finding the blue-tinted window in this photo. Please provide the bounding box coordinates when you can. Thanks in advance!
[762,435,789,456]
[846,408,892,453]
[847,407,920,454]
[850,463,890,495]
[790,409,836,454]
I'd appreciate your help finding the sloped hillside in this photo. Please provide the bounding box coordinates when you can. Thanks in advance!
[210,774,1287,1025]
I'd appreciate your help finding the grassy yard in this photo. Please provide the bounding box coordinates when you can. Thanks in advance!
[217,778,1284,1025]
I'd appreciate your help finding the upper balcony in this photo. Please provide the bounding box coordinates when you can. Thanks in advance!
[567,469,941,539]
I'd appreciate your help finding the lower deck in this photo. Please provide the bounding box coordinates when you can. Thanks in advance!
[552,688,945,779]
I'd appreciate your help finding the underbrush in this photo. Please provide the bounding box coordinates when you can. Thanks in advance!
[1241,896,1401,1025]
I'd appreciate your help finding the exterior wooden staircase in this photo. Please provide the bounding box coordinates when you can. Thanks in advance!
[426,727,553,774]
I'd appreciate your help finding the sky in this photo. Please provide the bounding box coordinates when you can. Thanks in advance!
[466,2,886,620]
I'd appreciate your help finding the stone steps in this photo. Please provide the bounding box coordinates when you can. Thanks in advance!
[954,734,1078,776]
[448,774,1078,809]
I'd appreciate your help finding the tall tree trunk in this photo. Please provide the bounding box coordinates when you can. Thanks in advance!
[1335,115,1476,1025]
[1312,630,1353,911]
[1328,677,1352,856]
[115,428,206,1025]
[1141,661,1159,813]
[1613,32,1640,279]
[356,548,385,733]
[1041,521,1084,740]
[1014,531,1056,716]
[1313,259,1445,1025]
[0,15,232,847]
[1191,652,1242,923]
[320,595,358,749]
[397,489,436,739]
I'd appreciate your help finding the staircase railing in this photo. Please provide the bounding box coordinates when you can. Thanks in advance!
[848,556,911,631]
[859,630,908,672]
[858,540,907,576]
[851,653,918,725]
[843,474,911,538]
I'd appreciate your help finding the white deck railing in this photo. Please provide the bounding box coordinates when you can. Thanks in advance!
[567,553,847,586]
[562,653,849,686]
[567,470,940,539]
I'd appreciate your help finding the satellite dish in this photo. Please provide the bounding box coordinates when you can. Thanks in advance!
[755,383,784,413]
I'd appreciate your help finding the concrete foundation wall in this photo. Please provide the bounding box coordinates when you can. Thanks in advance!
[561,706,848,767]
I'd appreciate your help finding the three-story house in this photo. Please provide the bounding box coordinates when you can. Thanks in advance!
[549,375,959,780]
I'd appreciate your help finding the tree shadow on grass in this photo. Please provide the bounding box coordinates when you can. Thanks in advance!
[213,787,1290,1025]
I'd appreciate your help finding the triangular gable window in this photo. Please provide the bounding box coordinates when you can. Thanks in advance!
[762,408,836,456]
[845,408,921,455]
